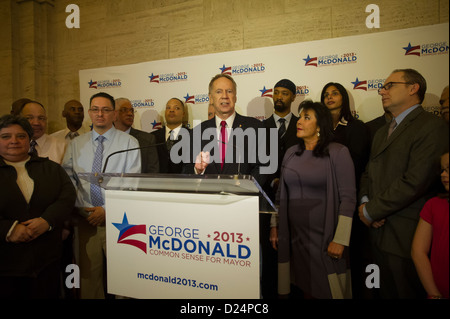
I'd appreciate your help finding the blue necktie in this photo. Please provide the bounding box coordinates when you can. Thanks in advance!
[91,135,105,207]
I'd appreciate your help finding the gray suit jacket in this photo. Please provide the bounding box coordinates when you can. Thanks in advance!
[359,106,449,258]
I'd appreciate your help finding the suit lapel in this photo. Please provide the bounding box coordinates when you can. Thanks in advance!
[265,115,276,129]
[372,106,424,158]
[201,118,221,173]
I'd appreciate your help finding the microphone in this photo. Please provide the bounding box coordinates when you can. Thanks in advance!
[102,142,166,173]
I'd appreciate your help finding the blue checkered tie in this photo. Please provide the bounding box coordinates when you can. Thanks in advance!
[90,135,105,207]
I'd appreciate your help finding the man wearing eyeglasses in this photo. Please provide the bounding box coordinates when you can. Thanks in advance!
[20,101,65,164]
[114,97,159,173]
[359,69,449,299]
[62,92,141,299]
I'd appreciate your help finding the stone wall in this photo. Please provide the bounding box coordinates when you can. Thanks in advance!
[0,0,448,132]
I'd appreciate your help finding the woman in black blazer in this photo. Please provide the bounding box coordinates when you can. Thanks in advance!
[0,115,76,298]
[321,82,372,298]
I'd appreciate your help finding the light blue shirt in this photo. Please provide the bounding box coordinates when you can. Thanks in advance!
[361,104,421,222]
[62,126,141,210]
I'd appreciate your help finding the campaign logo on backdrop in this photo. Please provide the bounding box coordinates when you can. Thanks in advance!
[403,41,449,57]
[113,213,147,254]
[88,79,97,89]
[88,78,122,89]
[111,213,253,267]
[148,72,188,84]
[259,85,310,97]
[351,77,386,91]
[130,98,155,108]
[259,86,273,98]
[303,52,358,67]
[296,85,310,96]
[219,63,266,76]
[184,92,209,105]
[149,73,159,83]
[403,43,421,56]
[151,120,162,130]
[303,55,318,67]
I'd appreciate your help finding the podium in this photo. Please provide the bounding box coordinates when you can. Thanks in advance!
[79,173,276,299]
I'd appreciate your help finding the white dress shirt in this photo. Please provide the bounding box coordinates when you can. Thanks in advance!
[35,134,66,164]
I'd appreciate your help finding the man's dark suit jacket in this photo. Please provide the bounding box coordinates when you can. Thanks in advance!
[151,126,189,174]
[366,114,390,142]
[360,106,449,259]
[262,114,299,200]
[184,112,267,187]
[129,127,159,173]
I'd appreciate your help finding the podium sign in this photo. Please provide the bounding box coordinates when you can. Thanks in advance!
[105,189,260,299]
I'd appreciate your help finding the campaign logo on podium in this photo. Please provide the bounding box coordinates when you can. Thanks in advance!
[112,213,147,254]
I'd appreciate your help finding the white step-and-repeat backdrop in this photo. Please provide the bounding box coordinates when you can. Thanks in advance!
[79,23,449,131]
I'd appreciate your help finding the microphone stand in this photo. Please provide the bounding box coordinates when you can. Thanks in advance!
[102,142,166,173]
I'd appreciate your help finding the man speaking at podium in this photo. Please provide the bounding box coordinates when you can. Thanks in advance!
[187,73,267,187]
[63,92,141,299]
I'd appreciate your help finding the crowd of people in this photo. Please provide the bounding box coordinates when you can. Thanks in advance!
[0,68,448,300]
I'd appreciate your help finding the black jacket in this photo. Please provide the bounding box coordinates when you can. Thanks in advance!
[151,126,190,174]
[0,155,76,277]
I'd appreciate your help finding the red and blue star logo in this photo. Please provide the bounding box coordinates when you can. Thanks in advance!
[403,43,421,56]
[260,86,273,98]
[303,55,318,67]
[220,64,232,75]
[351,77,367,91]
[149,73,160,83]
[151,120,162,130]
[112,213,147,254]
[184,93,195,104]
[88,79,97,89]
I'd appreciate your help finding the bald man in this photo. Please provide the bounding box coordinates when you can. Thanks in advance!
[51,100,90,150]
[21,101,65,164]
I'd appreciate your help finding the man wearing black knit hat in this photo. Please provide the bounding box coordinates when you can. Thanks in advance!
[263,79,299,201]
[261,79,300,298]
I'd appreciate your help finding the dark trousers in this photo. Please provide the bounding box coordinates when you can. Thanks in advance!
[371,245,425,299]
[260,213,278,299]
[0,260,61,299]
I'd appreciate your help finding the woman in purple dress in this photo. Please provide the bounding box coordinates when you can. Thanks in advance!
[277,100,356,299]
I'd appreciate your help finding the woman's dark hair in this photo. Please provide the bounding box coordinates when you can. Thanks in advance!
[320,82,354,122]
[295,100,334,157]
[0,114,34,139]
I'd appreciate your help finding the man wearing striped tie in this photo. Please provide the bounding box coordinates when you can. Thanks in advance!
[62,92,141,299]
[261,79,299,298]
